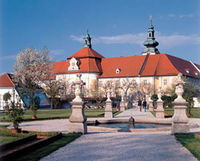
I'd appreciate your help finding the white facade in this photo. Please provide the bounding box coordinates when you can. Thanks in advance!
[0,87,24,110]
[56,73,99,95]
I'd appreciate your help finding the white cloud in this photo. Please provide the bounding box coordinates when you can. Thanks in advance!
[70,32,200,49]
[168,13,194,18]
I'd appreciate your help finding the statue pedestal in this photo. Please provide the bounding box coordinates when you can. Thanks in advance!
[155,100,164,118]
[120,101,126,111]
[171,101,189,134]
[104,100,113,118]
[149,100,153,111]
[68,101,87,134]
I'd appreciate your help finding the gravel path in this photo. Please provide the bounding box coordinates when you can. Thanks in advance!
[40,132,197,161]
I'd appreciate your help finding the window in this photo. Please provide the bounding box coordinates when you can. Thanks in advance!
[149,33,151,37]
[98,81,103,87]
[143,80,147,85]
[185,69,189,73]
[116,80,120,87]
[116,68,121,74]
[164,79,167,85]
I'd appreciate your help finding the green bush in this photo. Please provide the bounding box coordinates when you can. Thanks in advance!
[6,101,24,129]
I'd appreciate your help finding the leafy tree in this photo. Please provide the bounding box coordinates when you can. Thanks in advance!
[3,92,11,110]
[161,94,177,108]
[32,96,40,118]
[5,95,24,130]
[183,83,200,114]
[151,94,158,107]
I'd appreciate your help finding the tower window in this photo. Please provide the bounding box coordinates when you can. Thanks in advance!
[149,33,151,37]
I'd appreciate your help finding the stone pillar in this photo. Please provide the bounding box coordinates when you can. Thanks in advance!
[155,87,164,118]
[171,73,189,134]
[104,88,113,118]
[149,99,154,111]
[67,74,87,134]
[120,94,126,111]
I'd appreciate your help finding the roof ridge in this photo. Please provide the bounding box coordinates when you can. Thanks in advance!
[138,54,149,76]
[164,54,180,74]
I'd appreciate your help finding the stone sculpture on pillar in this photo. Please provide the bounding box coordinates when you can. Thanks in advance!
[120,92,126,111]
[67,74,87,134]
[171,73,189,134]
[104,87,113,118]
[155,87,165,118]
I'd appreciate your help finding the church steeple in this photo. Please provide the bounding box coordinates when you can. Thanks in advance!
[83,30,92,48]
[142,16,159,55]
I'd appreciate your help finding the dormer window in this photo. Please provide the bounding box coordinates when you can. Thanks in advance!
[116,68,121,74]
[68,57,79,71]
[185,69,189,73]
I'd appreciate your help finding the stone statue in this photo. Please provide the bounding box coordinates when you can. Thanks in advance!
[171,73,189,134]
[68,74,87,134]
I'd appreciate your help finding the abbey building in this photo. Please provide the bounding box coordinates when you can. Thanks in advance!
[53,19,200,97]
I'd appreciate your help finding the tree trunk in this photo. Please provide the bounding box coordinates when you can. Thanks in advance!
[51,99,53,109]
[29,91,34,109]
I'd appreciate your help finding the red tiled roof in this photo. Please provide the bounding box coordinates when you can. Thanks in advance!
[68,48,104,59]
[166,54,200,78]
[98,54,200,78]
[0,73,15,87]
[53,47,200,79]
[99,55,146,78]
[53,57,102,74]
[141,54,180,76]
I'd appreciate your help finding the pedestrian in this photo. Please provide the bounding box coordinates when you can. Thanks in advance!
[143,100,147,112]
[138,99,142,112]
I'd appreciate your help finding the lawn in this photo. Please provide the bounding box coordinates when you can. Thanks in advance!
[0,125,58,145]
[175,133,200,161]
[15,133,81,161]
[150,108,200,118]
[0,136,23,145]
[0,108,121,122]
[0,125,81,161]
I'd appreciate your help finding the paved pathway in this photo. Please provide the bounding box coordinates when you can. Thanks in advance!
[1,108,199,161]
[40,132,197,161]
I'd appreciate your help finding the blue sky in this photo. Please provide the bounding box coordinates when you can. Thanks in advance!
[0,0,200,74]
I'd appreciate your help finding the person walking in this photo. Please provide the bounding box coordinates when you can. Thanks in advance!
[138,99,142,112]
[143,100,147,112]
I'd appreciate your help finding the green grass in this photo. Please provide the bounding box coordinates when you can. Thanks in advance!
[0,126,58,145]
[0,136,24,145]
[175,133,200,160]
[15,133,81,161]
[150,108,200,118]
[0,108,121,122]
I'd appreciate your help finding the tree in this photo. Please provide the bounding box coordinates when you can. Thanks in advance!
[43,79,66,109]
[161,95,177,108]
[183,83,200,114]
[32,96,40,118]
[3,92,11,110]
[14,47,51,115]
[5,96,24,132]
[151,94,158,107]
